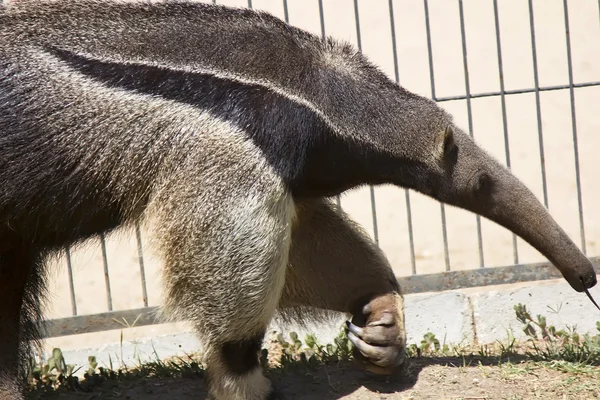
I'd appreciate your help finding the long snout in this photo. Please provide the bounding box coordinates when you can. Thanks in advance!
[464,170,597,292]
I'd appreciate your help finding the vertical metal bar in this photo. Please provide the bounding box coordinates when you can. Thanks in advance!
[369,189,379,243]
[527,0,549,209]
[423,0,451,271]
[388,0,400,84]
[317,0,326,42]
[99,234,113,311]
[492,0,519,265]
[212,0,216,4]
[562,0,586,254]
[458,0,485,268]
[352,0,380,244]
[283,0,289,23]
[388,0,417,274]
[135,224,149,307]
[65,246,77,316]
[247,0,252,8]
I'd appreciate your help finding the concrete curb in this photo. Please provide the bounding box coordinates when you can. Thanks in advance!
[472,282,600,344]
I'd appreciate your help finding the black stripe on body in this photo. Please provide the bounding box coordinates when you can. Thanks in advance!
[49,48,379,197]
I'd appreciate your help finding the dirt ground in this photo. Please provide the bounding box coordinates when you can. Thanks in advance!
[30,357,600,400]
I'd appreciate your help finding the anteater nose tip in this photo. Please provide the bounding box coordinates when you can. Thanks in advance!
[575,262,598,290]
[585,273,598,289]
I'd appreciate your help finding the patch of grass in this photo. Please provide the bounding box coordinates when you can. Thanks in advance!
[270,328,354,372]
[514,303,600,364]
[25,348,82,397]
[406,332,454,358]
[499,360,536,378]
[24,344,205,399]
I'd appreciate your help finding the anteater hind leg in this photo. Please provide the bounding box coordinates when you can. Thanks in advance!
[279,198,406,374]
[0,246,42,400]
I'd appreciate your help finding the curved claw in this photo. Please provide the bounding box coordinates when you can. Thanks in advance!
[346,320,364,338]
[347,331,362,349]
[348,331,404,368]
[348,331,384,358]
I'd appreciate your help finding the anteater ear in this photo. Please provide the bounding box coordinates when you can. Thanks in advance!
[436,125,457,161]
[443,126,456,157]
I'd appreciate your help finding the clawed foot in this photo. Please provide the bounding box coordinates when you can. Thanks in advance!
[346,293,406,375]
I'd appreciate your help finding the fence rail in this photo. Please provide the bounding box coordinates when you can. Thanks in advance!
[37,0,600,339]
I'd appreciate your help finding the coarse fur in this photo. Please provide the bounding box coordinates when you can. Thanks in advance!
[0,1,596,399]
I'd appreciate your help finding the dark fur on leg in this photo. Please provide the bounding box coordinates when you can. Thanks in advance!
[0,247,47,400]
[221,330,265,375]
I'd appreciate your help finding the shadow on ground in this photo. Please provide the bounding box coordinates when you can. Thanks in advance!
[27,354,543,400]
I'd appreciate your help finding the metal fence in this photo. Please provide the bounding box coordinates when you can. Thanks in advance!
[41,0,600,338]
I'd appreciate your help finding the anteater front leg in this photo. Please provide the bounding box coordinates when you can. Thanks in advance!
[146,135,295,400]
[279,198,406,374]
